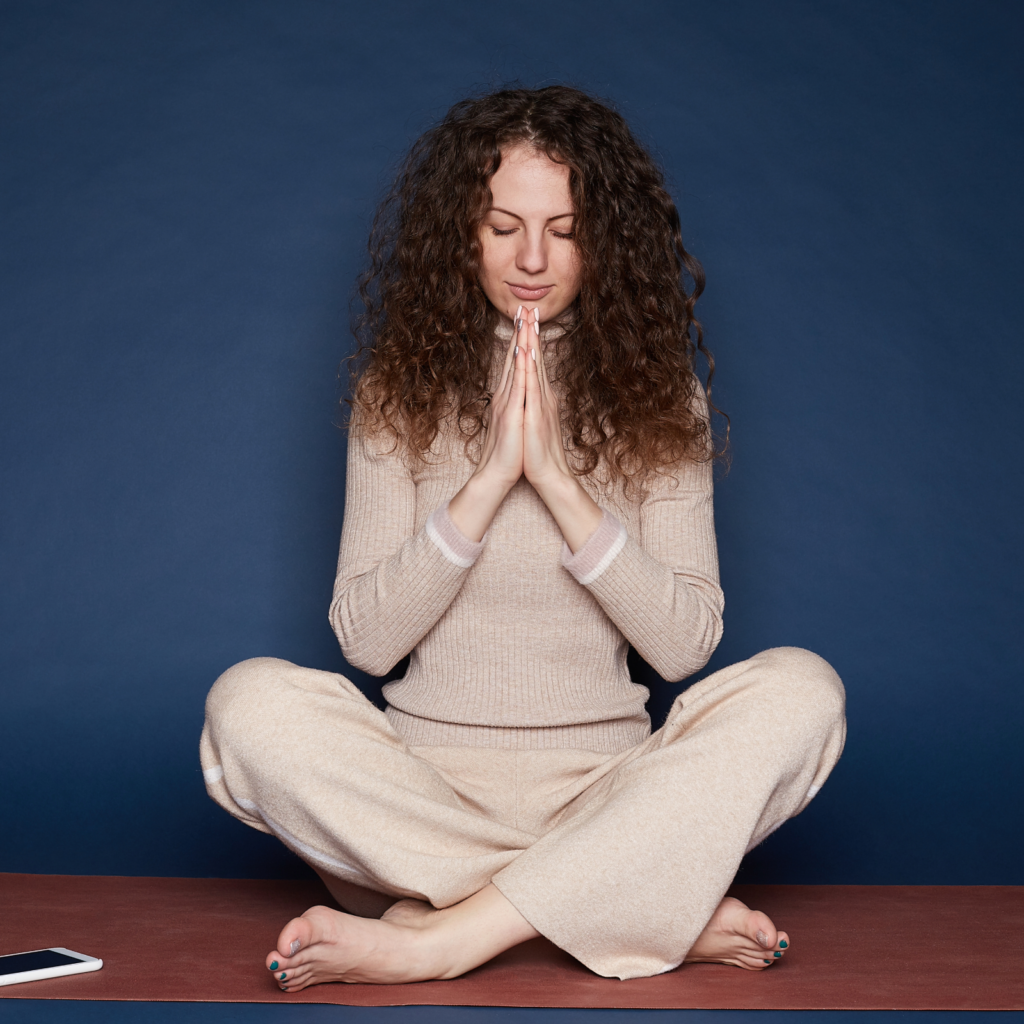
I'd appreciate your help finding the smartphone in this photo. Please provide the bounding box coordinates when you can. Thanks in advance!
[0,948,103,987]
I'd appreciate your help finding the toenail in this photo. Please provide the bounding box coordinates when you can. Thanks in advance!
[764,959,771,964]
[280,973,287,980]
[269,961,278,971]
[780,940,788,948]
[290,939,301,955]
[774,951,782,957]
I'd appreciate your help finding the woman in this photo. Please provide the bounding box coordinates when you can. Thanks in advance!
[200,86,845,990]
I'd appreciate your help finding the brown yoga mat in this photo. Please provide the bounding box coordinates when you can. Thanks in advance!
[0,874,1020,1009]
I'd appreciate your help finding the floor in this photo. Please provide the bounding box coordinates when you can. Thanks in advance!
[2,1008,1024,1023]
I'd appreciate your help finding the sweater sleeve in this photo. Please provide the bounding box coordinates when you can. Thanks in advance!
[561,455,724,682]
[328,425,485,676]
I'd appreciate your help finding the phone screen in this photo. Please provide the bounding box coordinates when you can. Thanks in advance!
[0,950,82,975]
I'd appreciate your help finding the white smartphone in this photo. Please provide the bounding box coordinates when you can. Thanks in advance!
[0,948,103,987]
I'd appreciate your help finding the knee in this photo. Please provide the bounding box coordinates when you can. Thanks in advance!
[751,647,846,735]
[204,657,294,750]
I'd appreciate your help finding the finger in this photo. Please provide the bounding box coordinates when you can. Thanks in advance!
[511,337,527,409]
[497,305,523,394]
[532,307,549,400]
[507,308,529,401]
[495,331,523,424]
[536,305,552,401]
[525,320,542,402]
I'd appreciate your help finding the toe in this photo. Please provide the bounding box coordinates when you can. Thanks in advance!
[748,910,778,951]
[738,951,773,970]
[266,911,319,972]
[744,930,790,970]
[279,911,318,957]
[277,963,314,992]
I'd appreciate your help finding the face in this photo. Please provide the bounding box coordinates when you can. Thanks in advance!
[477,144,581,324]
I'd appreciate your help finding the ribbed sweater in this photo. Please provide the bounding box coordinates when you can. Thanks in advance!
[330,336,724,753]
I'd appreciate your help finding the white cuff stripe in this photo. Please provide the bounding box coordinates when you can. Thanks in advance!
[576,523,628,585]
[426,514,476,568]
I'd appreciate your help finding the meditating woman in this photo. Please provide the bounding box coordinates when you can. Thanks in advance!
[200,85,846,991]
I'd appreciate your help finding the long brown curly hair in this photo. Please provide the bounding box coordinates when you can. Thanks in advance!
[349,85,724,488]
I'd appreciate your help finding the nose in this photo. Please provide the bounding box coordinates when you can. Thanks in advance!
[515,225,548,276]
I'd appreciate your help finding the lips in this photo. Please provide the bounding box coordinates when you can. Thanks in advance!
[508,284,553,301]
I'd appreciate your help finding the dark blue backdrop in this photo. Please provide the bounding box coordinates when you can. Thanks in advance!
[2,0,1021,885]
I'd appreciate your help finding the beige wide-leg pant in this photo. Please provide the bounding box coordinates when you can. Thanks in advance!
[200,647,845,980]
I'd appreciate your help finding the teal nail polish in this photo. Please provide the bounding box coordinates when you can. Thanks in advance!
[779,940,788,949]
[270,961,278,971]
[280,973,287,980]
[774,951,782,957]
[764,959,771,964]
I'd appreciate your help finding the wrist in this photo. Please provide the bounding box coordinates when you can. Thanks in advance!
[448,469,514,543]
[469,463,519,500]
[531,471,604,554]
[529,467,580,507]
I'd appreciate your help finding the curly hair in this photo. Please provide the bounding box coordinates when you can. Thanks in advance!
[349,85,725,489]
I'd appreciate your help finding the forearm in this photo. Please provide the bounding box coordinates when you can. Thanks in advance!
[334,424,484,674]
[559,458,724,680]
[531,471,604,553]
[578,537,724,680]
[331,524,478,674]
[447,469,516,543]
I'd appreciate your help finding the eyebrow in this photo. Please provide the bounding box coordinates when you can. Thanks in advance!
[488,207,574,222]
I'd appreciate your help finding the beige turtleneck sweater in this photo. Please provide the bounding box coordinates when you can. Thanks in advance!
[329,338,723,754]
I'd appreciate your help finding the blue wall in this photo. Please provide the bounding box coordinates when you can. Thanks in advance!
[2,0,1021,884]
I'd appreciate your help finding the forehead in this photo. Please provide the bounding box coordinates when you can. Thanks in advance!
[488,144,573,215]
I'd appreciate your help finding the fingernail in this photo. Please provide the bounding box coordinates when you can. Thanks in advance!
[531,348,536,361]
[780,940,788,948]
[269,961,278,971]
[516,304,522,320]
[533,319,540,336]
[774,951,782,958]
[756,930,769,947]
[289,940,301,955]
[515,319,523,332]
[514,345,519,357]
[280,972,287,980]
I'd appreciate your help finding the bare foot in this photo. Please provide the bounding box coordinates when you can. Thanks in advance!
[264,884,538,991]
[684,895,790,970]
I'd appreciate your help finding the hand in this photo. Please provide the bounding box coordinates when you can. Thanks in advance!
[522,307,604,552]
[522,306,574,490]
[476,311,528,490]
[447,310,529,542]
[451,306,602,552]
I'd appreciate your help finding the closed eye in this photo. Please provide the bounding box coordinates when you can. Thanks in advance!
[488,226,574,238]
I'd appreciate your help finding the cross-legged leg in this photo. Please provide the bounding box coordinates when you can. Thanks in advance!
[201,657,549,989]
[491,647,846,979]
[202,648,844,987]
[201,657,536,908]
